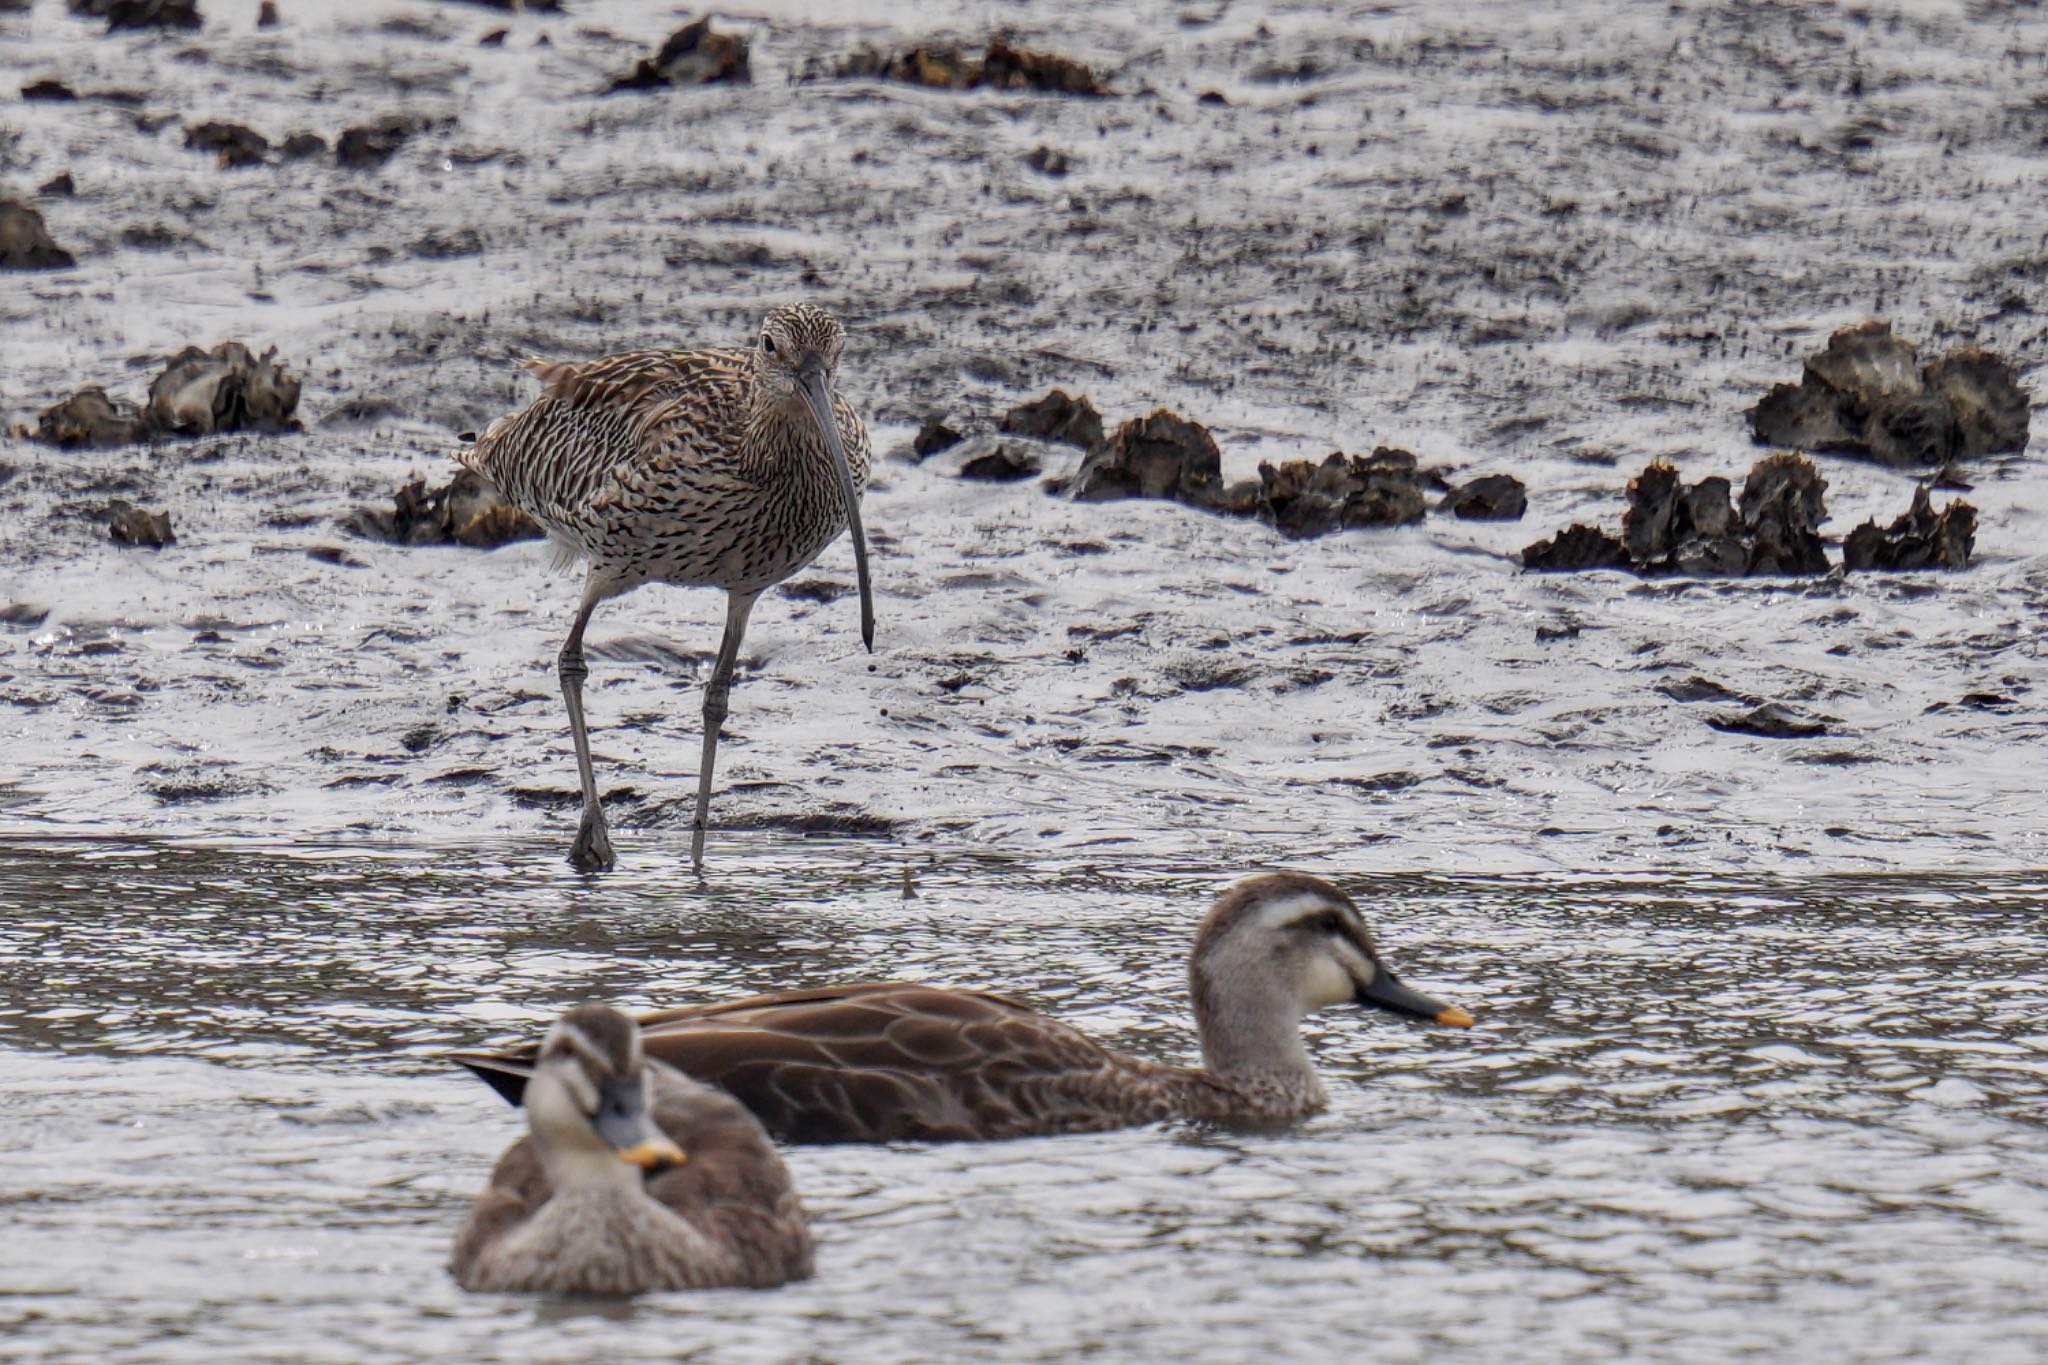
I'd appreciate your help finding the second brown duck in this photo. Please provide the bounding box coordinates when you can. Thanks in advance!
[451,872,1475,1143]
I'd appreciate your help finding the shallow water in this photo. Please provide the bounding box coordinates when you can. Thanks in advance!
[2,837,2045,1363]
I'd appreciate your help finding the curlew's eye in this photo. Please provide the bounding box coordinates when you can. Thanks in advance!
[762,334,778,356]
[1315,911,1344,935]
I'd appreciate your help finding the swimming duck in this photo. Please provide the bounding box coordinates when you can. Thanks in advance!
[452,873,1473,1144]
[449,1003,813,1293]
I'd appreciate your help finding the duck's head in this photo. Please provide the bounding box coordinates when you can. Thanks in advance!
[752,302,873,651]
[525,1005,685,1182]
[1190,872,1472,1076]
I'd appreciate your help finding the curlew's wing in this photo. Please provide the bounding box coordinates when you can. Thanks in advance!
[452,982,1204,1143]
[456,348,756,542]
[449,1066,813,1290]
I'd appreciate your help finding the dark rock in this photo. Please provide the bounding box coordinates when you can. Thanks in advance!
[336,117,414,170]
[911,415,963,459]
[92,0,200,29]
[22,79,79,101]
[146,342,301,436]
[344,469,542,549]
[278,131,327,160]
[119,223,184,251]
[36,388,150,448]
[1521,522,1629,572]
[1747,321,2029,468]
[1257,447,1428,538]
[106,500,175,548]
[812,40,1112,95]
[1656,676,1748,703]
[0,198,77,270]
[256,0,276,26]
[411,226,483,258]
[1000,389,1103,449]
[184,120,269,169]
[39,172,77,196]
[958,441,1040,482]
[1023,145,1072,176]
[979,41,1113,95]
[1708,703,1830,739]
[1442,473,1527,521]
[1069,409,1223,505]
[609,18,751,91]
[1843,485,1977,571]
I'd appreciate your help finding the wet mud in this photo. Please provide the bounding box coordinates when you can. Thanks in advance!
[1,0,2045,876]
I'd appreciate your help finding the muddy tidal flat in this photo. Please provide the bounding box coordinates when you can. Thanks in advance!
[2,0,2047,1361]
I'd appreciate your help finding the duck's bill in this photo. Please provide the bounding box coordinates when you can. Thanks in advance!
[797,359,875,653]
[617,1138,688,1170]
[1357,967,1474,1028]
[594,1079,686,1172]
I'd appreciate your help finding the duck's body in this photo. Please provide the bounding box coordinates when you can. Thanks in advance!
[450,1005,812,1294]
[453,874,1472,1144]
[455,303,875,873]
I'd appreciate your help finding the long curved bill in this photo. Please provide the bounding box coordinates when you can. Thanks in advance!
[797,358,875,652]
[1357,965,1474,1028]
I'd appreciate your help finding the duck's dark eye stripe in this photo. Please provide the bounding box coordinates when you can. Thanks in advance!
[1315,911,1343,934]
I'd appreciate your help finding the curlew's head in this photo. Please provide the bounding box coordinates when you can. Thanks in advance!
[1189,872,1472,1079]
[751,303,874,653]
[523,1004,685,1184]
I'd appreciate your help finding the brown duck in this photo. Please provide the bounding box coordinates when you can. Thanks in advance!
[450,1004,813,1294]
[451,873,1474,1144]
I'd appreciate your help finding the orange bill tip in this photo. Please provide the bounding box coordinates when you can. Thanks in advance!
[1435,1005,1475,1029]
[618,1140,687,1170]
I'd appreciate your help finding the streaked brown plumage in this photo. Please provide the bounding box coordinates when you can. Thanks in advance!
[456,303,875,873]
[451,873,1475,1143]
[450,1004,813,1295]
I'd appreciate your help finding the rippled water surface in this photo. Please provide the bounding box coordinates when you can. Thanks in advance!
[2,837,2044,1363]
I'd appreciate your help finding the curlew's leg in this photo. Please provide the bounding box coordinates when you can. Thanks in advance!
[691,590,761,871]
[557,587,615,874]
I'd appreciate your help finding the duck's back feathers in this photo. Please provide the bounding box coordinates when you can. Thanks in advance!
[458,983,1233,1144]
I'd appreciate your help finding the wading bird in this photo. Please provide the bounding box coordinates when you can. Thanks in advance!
[450,1004,813,1294]
[452,872,1475,1143]
[458,304,874,872]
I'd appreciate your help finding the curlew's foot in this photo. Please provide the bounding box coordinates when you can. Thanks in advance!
[569,806,616,873]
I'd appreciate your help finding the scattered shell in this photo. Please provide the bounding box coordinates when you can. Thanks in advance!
[146,342,301,437]
[344,469,542,549]
[811,40,1112,96]
[32,342,301,449]
[1442,473,1528,521]
[1256,448,1428,538]
[107,500,175,548]
[1000,389,1103,449]
[1843,486,1976,571]
[608,18,751,92]
[1747,321,2029,469]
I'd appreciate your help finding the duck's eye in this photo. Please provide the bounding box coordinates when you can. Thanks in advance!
[1315,911,1344,935]
[762,334,778,356]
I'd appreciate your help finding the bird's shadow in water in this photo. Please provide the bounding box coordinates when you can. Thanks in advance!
[530,1294,641,1327]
